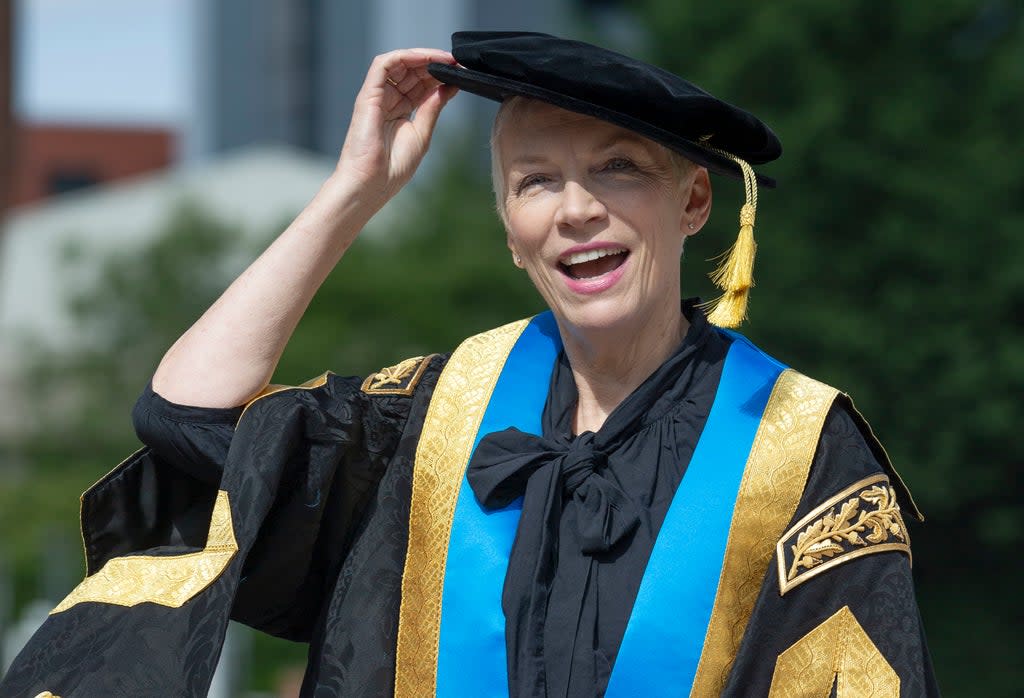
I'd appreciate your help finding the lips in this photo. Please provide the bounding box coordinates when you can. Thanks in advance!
[558,246,629,280]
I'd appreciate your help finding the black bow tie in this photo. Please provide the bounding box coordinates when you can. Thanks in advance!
[469,428,639,554]
[468,427,640,696]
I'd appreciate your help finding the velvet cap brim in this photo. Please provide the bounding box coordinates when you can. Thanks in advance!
[428,31,781,188]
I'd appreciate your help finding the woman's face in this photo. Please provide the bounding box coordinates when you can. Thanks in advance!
[497,100,708,338]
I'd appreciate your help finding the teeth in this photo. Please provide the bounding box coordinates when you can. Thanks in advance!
[562,247,627,266]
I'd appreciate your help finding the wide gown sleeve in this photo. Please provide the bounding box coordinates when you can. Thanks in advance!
[723,400,940,697]
[131,381,243,485]
[71,386,244,577]
[85,371,421,641]
[0,367,433,698]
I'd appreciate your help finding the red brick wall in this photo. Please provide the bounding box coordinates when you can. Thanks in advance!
[1,0,12,217]
[9,123,174,206]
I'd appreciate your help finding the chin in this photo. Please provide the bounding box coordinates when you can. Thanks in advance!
[553,296,643,337]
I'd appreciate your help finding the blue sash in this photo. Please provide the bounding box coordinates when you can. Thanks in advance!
[435,314,785,696]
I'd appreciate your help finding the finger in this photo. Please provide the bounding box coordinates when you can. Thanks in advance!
[385,59,448,101]
[382,78,435,120]
[412,85,458,142]
[382,82,422,119]
[391,48,456,69]
[368,49,455,90]
[392,69,423,93]
[378,71,428,114]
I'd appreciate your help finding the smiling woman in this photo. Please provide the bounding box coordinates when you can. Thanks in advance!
[494,101,710,433]
[1,31,939,698]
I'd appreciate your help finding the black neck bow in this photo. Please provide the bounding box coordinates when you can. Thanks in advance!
[468,425,640,697]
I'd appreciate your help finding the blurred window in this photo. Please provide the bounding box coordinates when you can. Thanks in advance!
[47,169,98,196]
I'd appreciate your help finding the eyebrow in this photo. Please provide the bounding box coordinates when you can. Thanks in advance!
[593,132,654,152]
[507,154,551,169]
[508,132,653,165]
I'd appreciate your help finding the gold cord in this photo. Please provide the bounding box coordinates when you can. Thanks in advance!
[700,149,759,328]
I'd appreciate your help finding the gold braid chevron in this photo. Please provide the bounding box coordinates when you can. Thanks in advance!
[394,319,529,698]
[53,490,237,613]
[690,370,838,696]
[768,605,899,697]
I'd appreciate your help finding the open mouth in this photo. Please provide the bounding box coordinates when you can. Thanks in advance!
[558,247,629,280]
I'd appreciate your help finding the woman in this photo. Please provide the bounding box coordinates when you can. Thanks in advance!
[1,32,937,697]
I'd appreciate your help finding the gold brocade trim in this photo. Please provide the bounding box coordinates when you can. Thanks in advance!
[361,355,437,396]
[393,319,530,698]
[845,399,924,522]
[33,692,61,698]
[768,605,899,697]
[690,370,839,696]
[777,474,910,595]
[52,490,237,614]
[238,371,332,422]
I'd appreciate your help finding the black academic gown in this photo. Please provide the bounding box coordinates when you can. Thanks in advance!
[0,306,939,697]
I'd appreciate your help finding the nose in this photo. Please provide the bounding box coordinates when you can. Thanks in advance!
[554,180,607,230]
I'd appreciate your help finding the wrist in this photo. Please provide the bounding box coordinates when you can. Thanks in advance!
[316,172,385,235]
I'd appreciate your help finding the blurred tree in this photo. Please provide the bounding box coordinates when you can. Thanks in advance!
[630,1,1023,694]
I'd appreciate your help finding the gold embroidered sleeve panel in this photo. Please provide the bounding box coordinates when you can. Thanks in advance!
[53,490,238,614]
[776,474,911,596]
[768,605,899,697]
[362,354,437,396]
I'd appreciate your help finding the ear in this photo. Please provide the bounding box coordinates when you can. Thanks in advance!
[506,231,523,268]
[680,166,712,237]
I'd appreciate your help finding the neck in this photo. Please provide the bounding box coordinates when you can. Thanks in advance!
[559,302,688,435]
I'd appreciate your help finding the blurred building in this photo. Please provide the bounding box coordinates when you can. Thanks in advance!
[0,0,579,426]
[0,144,335,432]
[8,123,173,206]
[1,0,12,221]
[184,0,569,161]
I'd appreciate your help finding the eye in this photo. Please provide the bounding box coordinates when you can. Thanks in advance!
[601,157,637,172]
[514,173,550,194]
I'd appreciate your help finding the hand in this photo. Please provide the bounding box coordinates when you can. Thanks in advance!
[336,48,459,208]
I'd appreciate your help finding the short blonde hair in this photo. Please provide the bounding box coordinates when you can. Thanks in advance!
[489,96,695,224]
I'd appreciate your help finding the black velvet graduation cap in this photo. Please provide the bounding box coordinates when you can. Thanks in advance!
[427,31,781,188]
[429,31,781,327]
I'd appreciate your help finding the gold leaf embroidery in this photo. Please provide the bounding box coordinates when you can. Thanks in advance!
[371,356,423,388]
[361,355,436,396]
[777,474,910,595]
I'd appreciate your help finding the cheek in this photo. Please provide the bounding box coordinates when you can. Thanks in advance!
[506,203,553,252]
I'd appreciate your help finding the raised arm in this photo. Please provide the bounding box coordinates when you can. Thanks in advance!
[151,49,458,407]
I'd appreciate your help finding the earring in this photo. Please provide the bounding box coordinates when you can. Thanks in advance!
[513,253,522,267]
[688,223,696,230]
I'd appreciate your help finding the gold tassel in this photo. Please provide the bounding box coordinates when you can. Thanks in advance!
[701,151,759,328]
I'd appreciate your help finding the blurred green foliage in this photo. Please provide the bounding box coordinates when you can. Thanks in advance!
[2,2,1022,694]
[629,2,1024,695]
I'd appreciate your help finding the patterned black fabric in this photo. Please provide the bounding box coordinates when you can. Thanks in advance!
[304,362,445,697]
